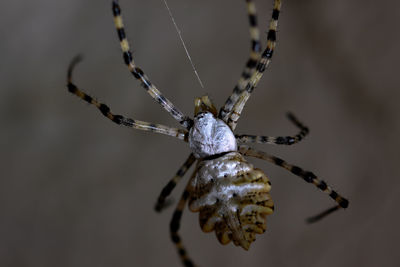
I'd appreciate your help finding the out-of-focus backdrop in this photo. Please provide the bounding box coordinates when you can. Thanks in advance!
[1,0,399,266]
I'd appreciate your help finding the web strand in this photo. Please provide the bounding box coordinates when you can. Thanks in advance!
[163,0,204,88]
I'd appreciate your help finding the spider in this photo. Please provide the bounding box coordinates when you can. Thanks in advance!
[67,0,349,266]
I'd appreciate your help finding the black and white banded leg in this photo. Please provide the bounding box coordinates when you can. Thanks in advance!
[67,56,187,140]
[170,188,195,267]
[226,0,282,130]
[112,0,193,129]
[236,112,309,145]
[219,0,262,121]
[239,145,349,223]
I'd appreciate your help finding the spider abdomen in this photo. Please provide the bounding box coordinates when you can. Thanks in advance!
[188,152,274,250]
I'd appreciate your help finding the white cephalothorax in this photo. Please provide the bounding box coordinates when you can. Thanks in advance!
[188,112,237,158]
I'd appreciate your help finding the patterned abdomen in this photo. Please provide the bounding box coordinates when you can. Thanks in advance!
[188,152,274,250]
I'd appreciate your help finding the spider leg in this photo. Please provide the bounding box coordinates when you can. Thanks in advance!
[112,0,193,129]
[219,0,262,121]
[226,0,282,130]
[155,154,196,212]
[170,187,195,267]
[235,112,309,145]
[67,56,188,140]
[238,145,349,222]
[306,205,341,224]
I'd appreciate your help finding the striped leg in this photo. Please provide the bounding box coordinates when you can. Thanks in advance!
[235,112,309,145]
[239,145,349,223]
[227,0,282,130]
[67,56,188,140]
[219,0,261,121]
[170,188,195,267]
[155,154,196,212]
[112,0,193,129]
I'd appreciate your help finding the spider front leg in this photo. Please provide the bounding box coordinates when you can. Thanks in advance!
[236,112,309,145]
[219,0,262,121]
[239,145,349,223]
[155,154,196,212]
[112,0,193,129]
[226,0,282,130]
[67,56,188,140]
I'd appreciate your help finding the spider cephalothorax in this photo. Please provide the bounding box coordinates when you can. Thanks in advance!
[67,1,348,266]
[189,111,237,159]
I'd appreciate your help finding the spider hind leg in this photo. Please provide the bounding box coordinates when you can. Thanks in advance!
[239,145,349,222]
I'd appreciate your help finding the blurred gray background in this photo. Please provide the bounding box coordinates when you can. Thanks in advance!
[1,0,399,266]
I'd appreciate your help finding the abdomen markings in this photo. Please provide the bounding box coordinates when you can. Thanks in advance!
[187,152,274,250]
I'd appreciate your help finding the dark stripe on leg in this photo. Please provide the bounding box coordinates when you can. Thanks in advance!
[112,0,121,16]
[117,28,125,41]
[306,205,340,224]
[123,51,132,65]
[272,8,280,20]
[267,29,277,42]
